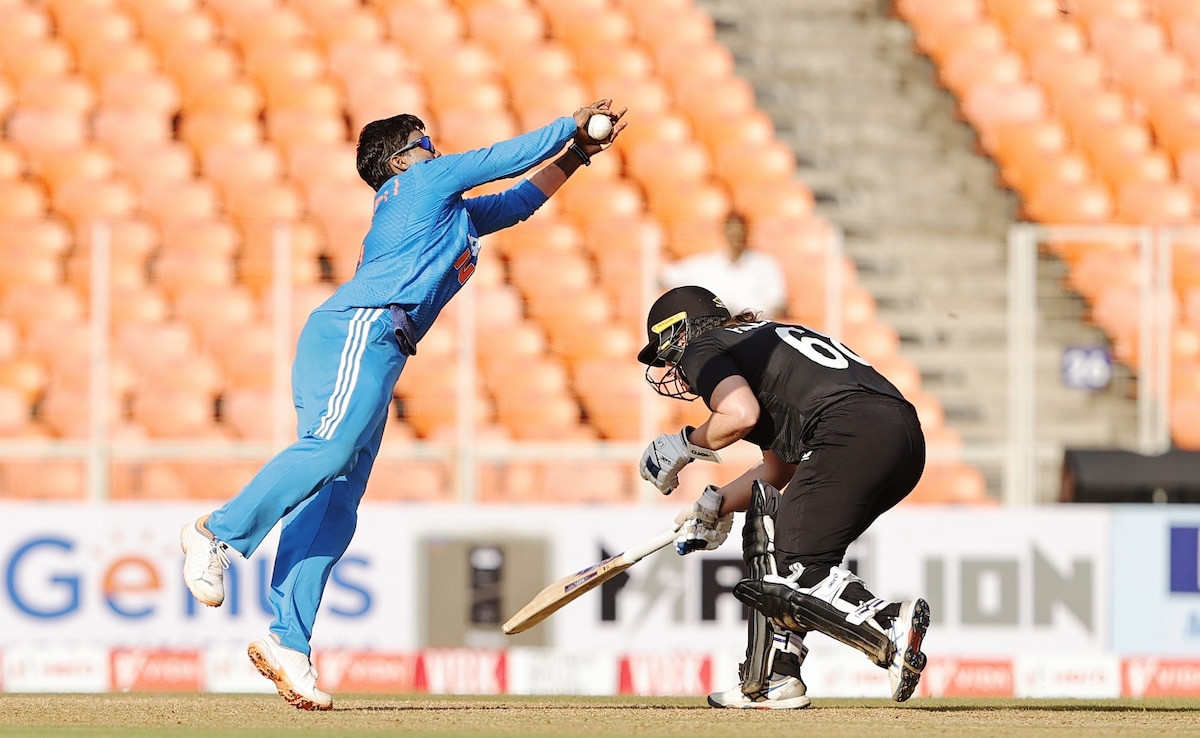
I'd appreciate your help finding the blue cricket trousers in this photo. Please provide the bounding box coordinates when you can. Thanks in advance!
[206,307,406,655]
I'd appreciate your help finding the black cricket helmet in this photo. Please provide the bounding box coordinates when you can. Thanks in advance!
[637,285,731,399]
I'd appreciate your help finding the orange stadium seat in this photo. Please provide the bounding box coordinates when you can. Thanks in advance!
[0,4,51,48]
[139,177,222,228]
[0,385,36,438]
[493,390,594,442]
[151,248,237,298]
[200,141,284,197]
[1026,179,1114,223]
[309,7,386,52]
[0,38,73,88]
[0,180,47,220]
[1,459,86,500]
[51,177,138,227]
[98,71,182,118]
[1070,0,1147,30]
[1147,90,1200,157]
[490,217,583,259]
[130,385,227,440]
[940,46,1026,99]
[15,72,96,117]
[645,180,730,230]
[0,358,49,406]
[179,77,264,119]
[134,4,216,49]
[499,40,578,90]
[1156,0,1200,24]
[159,40,242,98]
[224,6,314,53]
[173,283,260,333]
[366,456,452,502]
[1067,248,1143,303]
[906,461,993,504]
[535,460,636,504]
[1007,15,1086,61]
[428,107,516,152]
[961,81,1050,153]
[38,383,125,440]
[476,321,547,375]
[984,0,1059,31]
[30,145,114,195]
[92,108,175,157]
[178,113,264,157]
[0,141,22,179]
[464,2,547,60]
[572,356,647,441]
[264,109,347,153]
[556,177,646,230]
[224,181,305,231]
[625,139,711,192]
[1111,51,1190,104]
[6,109,88,158]
[343,74,429,134]
[1027,48,1106,101]
[1090,17,1167,73]
[922,18,1007,68]
[528,286,615,349]
[1093,147,1173,191]
[1171,393,1200,449]
[1115,180,1195,224]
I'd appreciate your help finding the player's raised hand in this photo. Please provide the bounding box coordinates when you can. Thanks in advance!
[572,99,627,152]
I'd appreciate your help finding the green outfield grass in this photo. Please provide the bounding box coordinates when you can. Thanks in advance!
[3,694,1200,738]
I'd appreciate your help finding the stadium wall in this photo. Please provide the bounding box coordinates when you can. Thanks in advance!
[1,502,1199,698]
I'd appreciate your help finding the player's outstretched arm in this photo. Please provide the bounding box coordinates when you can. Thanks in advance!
[529,98,627,198]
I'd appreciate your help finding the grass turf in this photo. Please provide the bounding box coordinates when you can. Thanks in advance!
[3,694,1200,738]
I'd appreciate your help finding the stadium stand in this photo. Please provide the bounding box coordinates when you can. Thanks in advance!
[0,0,978,502]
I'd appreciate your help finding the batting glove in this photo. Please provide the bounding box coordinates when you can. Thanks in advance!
[674,486,734,555]
[639,426,721,495]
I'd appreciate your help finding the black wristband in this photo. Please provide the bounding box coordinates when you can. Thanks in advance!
[569,142,591,166]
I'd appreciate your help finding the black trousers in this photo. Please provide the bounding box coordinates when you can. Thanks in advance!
[773,394,926,578]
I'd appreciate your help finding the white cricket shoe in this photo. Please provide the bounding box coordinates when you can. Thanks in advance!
[179,516,230,607]
[888,598,930,702]
[707,674,811,710]
[248,635,333,711]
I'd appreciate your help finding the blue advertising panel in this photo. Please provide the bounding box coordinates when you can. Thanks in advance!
[1111,506,1200,654]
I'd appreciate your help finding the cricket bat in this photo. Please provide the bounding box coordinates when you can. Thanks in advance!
[502,527,679,635]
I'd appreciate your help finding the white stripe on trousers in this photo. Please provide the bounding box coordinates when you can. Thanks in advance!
[315,308,384,440]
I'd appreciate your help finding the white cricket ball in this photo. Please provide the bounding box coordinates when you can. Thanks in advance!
[586,113,613,141]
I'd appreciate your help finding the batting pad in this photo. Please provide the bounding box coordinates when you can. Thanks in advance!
[734,578,894,667]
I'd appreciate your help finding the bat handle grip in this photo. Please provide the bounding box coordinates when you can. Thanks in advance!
[624,528,680,563]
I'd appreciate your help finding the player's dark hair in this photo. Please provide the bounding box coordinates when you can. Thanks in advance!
[718,309,764,327]
[356,114,426,190]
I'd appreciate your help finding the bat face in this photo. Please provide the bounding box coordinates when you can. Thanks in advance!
[502,528,677,635]
[562,555,620,594]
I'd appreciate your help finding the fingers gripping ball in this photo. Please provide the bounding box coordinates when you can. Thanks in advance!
[639,426,721,494]
[675,486,734,554]
[586,113,614,142]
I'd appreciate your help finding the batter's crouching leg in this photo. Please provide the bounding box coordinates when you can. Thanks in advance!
[734,564,930,702]
[707,481,811,710]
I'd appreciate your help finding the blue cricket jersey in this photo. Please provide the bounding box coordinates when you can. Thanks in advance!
[316,116,578,350]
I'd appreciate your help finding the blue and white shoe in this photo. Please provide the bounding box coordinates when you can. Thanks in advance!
[707,674,811,710]
[180,516,230,608]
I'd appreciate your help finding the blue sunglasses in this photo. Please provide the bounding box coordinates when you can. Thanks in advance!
[388,135,433,159]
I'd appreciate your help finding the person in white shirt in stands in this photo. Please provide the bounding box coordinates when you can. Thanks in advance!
[659,211,788,317]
